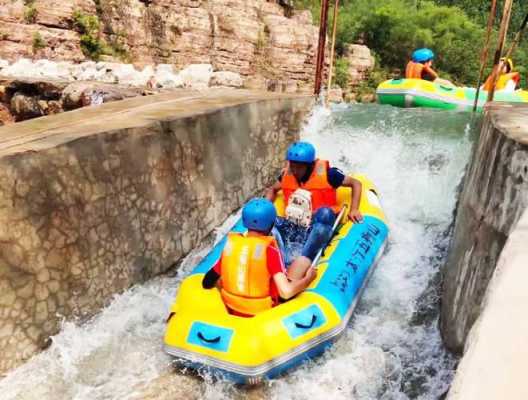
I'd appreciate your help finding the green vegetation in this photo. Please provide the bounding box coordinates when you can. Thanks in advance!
[72,10,129,61]
[73,10,105,59]
[333,57,349,88]
[24,5,38,24]
[31,31,46,53]
[293,0,528,89]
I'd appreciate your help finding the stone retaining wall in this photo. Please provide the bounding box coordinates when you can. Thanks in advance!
[447,208,528,400]
[0,89,313,374]
[440,102,528,353]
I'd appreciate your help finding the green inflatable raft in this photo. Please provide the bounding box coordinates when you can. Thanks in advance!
[376,78,528,112]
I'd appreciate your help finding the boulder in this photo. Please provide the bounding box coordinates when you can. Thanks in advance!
[344,44,375,88]
[10,92,44,120]
[61,82,143,110]
[0,103,15,125]
[152,64,183,89]
[2,58,35,78]
[33,59,72,80]
[178,64,213,90]
[359,93,376,103]
[243,75,267,91]
[210,71,243,88]
[328,87,344,103]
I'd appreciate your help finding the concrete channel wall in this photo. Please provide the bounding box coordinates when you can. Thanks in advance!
[447,208,528,400]
[0,89,314,374]
[441,102,528,397]
[441,102,528,354]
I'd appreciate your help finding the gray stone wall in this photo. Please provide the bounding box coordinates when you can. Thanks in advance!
[0,90,313,374]
[440,102,528,353]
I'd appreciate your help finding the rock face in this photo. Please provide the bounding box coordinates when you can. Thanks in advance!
[440,102,528,354]
[344,44,375,89]
[0,89,313,374]
[0,0,320,91]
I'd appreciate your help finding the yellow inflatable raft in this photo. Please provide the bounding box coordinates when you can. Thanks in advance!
[163,174,389,383]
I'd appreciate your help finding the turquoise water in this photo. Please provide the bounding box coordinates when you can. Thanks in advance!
[0,103,478,400]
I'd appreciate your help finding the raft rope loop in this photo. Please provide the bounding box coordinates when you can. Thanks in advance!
[487,0,514,103]
[326,0,340,105]
[473,0,498,112]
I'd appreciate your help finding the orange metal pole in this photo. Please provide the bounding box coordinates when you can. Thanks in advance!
[314,0,331,96]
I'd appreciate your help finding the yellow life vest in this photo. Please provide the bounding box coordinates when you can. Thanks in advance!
[483,72,520,91]
[220,233,275,316]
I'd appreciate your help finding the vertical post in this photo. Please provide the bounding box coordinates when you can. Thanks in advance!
[504,12,528,60]
[473,0,497,112]
[326,0,340,103]
[487,0,513,103]
[314,0,331,96]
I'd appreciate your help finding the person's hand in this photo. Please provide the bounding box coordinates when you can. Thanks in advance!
[348,209,364,223]
[305,267,317,283]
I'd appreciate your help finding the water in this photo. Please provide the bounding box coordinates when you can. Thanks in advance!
[0,103,478,400]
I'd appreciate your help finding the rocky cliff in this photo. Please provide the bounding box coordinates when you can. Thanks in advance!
[440,102,528,353]
[0,0,319,92]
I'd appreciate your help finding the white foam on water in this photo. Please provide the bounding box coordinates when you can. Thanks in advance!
[265,103,475,400]
[0,104,476,400]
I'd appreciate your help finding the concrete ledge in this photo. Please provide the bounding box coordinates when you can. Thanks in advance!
[447,209,528,400]
[0,89,314,374]
[440,102,528,353]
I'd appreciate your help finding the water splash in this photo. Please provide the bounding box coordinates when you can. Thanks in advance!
[0,104,477,400]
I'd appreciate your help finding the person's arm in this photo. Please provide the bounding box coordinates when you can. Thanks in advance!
[341,175,363,223]
[265,180,282,202]
[202,257,221,289]
[272,268,317,300]
[423,65,439,80]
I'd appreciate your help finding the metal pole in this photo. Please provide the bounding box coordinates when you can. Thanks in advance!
[326,0,340,102]
[487,0,514,103]
[314,0,331,96]
[473,0,497,112]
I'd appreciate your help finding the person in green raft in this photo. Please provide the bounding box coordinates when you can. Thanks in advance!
[405,48,455,87]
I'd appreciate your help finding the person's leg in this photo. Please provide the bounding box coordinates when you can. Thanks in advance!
[275,217,308,265]
[301,207,336,261]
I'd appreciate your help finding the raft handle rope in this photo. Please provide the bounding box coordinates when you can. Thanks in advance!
[312,205,347,268]
[294,314,317,329]
[197,332,221,344]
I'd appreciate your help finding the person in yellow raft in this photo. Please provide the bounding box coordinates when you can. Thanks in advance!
[405,48,454,87]
[482,57,520,92]
[202,198,317,317]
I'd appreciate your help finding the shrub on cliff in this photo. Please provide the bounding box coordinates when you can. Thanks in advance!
[72,11,130,62]
[32,32,46,54]
[73,11,105,60]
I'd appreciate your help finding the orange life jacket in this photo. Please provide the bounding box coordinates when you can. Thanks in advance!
[483,72,520,91]
[281,159,338,213]
[220,233,275,316]
[405,61,424,79]
[405,61,438,81]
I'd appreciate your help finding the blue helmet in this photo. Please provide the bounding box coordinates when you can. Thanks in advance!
[412,48,435,63]
[286,141,316,163]
[242,198,277,232]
